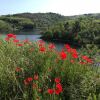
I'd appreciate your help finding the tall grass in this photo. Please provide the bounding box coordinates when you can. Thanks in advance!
[0,34,100,100]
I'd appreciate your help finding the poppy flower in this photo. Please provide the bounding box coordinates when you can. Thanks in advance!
[82,55,93,63]
[5,37,10,41]
[47,89,54,94]
[67,48,71,53]
[7,33,16,39]
[82,55,89,60]
[86,59,93,63]
[72,53,78,59]
[24,79,29,85]
[54,89,61,95]
[54,83,63,95]
[39,43,44,47]
[15,67,22,72]
[39,47,46,52]
[60,51,67,60]
[38,40,45,44]
[54,77,61,83]
[23,39,29,43]
[13,39,20,43]
[79,61,87,65]
[17,43,23,46]
[56,83,63,92]
[71,48,77,54]
[48,43,55,49]
[27,77,33,82]
[34,74,39,80]
[24,77,33,85]
[12,34,16,39]
[65,44,70,49]
[70,59,74,63]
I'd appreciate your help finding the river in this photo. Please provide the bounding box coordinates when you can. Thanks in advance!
[0,34,64,50]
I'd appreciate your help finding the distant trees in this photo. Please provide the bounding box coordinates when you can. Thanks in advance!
[0,20,12,32]
[72,20,81,33]
[42,16,100,46]
[0,13,65,33]
[0,16,34,32]
[13,12,65,28]
[64,22,69,31]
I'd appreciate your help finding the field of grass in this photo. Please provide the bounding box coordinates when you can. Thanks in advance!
[0,34,100,100]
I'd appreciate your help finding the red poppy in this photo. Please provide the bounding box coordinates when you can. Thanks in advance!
[27,77,33,82]
[54,89,61,95]
[48,43,55,49]
[81,55,93,63]
[54,77,61,83]
[70,59,74,63]
[67,48,71,53]
[17,43,23,46]
[86,58,93,63]
[23,39,29,43]
[34,74,39,80]
[39,47,46,52]
[54,83,63,95]
[79,61,87,65]
[47,89,54,94]
[24,79,29,85]
[15,67,22,72]
[60,51,67,60]
[13,34,16,39]
[24,77,33,85]
[82,55,89,60]
[7,33,16,39]
[65,44,70,49]
[13,39,20,43]
[5,37,10,41]
[71,48,77,54]
[38,40,45,44]
[72,53,78,59]
[56,83,63,92]
[39,43,44,47]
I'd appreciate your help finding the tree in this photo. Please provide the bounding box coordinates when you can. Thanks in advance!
[72,20,81,33]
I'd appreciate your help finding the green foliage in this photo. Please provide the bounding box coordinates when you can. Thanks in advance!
[0,16,34,32]
[13,12,65,28]
[42,15,100,47]
[0,20,12,32]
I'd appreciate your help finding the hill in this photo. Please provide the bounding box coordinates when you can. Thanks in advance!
[0,12,100,33]
[12,12,65,28]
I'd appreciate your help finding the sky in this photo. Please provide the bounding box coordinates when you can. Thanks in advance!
[0,0,100,16]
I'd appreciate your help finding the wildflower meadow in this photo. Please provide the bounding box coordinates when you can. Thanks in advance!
[0,34,100,100]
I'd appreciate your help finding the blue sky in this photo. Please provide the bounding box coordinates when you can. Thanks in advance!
[0,0,100,16]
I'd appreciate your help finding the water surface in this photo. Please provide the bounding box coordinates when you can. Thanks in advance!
[0,34,64,50]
